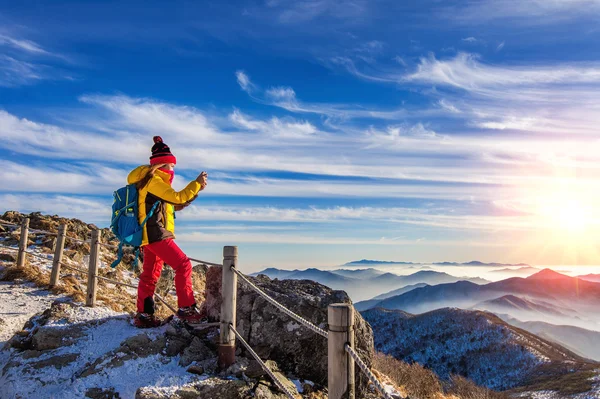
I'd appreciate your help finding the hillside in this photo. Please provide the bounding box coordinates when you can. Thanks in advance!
[578,273,600,283]
[472,294,574,318]
[500,315,600,362]
[254,267,489,302]
[361,307,599,395]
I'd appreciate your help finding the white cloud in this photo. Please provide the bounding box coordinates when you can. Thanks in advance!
[0,33,69,87]
[235,70,254,93]
[404,53,600,92]
[444,0,600,25]
[496,41,505,52]
[265,86,297,105]
[228,109,317,138]
[80,95,219,141]
[0,34,48,55]
[461,37,478,43]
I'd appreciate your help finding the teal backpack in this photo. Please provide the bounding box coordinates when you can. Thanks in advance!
[110,184,159,269]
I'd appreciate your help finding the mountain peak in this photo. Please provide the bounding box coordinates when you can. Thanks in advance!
[527,268,570,280]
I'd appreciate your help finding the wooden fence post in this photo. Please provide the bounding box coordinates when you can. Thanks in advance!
[49,224,67,288]
[328,303,355,399]
[16,217,30,268]
[86,229,101,307]
[219,245,238,369]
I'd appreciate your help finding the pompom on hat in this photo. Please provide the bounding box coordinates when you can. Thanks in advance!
[150,136,176,165]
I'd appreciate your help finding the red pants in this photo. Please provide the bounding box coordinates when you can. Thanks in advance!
[137,238,195,313]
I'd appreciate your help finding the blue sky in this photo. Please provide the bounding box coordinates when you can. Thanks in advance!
[2,0,600,271]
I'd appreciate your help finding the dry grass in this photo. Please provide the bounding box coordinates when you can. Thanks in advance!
[373,352,509,399]
[447,375,509,399]
[374,352,444,399]
[0,255,208,320]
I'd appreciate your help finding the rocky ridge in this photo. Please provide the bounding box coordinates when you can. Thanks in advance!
[0,211,383,399]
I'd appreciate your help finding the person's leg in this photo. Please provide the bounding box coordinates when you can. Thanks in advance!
[145,238,195,308]
[136,244,164,314]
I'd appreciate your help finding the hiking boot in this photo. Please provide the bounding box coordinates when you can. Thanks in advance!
[133,312,164,328]
[177,305,206,325]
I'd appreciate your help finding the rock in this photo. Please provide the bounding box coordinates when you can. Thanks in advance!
[32,325,84,350]
[179,336,215,367]
[85,388,121,399]
[0,253,15,262]
[203,265,222,321]
[27,353,79,370]
[156,266,175,296]
[186,365,204,375]
[203,272,374,394]
[166,381,293,399]
[245,359,279,378]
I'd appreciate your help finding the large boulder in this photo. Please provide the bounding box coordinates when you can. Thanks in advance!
[205,270,374,394]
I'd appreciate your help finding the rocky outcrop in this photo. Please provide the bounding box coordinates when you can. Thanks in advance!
[205,270,374,395]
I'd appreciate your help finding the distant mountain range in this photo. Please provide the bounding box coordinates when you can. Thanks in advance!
[578,273,600,283]
[490,266,540,275]
[358,269,600,331]
[252,268,490,302]
[344,259,530,267]
[472,294,575,318]
[361,307,598,393]
[500,315,600,362]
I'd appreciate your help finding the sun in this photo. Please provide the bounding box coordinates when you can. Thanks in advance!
[553,199,590,233]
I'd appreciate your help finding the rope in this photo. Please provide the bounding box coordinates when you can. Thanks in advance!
[99,242,119,250]
[24,250,54,262]
[345,344,394,399]
[189,257,222,268]
[229,324,298,399]
[231,266,328,339]
[64,236,90,244]
[0,220,19,227]
[58,262,88,274]
[28,228,58,236]
[0,245,19,252]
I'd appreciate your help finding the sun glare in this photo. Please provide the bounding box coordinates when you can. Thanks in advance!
[554,199,590,232]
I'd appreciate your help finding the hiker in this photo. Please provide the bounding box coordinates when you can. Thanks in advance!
[127,136,208,328]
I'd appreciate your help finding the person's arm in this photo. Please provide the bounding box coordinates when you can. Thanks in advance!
[148,172,208,205]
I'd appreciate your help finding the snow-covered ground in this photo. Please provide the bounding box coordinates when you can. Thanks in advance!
[0,303,202,399]
[0,278,63,346]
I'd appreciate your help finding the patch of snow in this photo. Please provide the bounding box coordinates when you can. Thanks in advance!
[0,305,200,399]
[0,280,63,346]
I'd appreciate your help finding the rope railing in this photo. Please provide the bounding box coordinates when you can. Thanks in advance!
[189,257,222,268]
[64,236,91,245]
[231,265,329,339]
[28,228,58,236]
[0,220,20,227]
[0,244,19,252]
[229,324,298,399]
[24,250,54,262]
[345,344,395,399]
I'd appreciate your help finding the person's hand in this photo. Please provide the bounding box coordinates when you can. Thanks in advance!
[196,171,208,187]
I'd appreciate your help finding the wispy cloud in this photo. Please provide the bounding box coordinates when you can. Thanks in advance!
[235,70,254,93]
[440,0,600,25]
[0,34,49,55]
[0,32,70,87]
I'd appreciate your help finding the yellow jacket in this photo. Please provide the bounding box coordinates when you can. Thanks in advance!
[127,165,202,246]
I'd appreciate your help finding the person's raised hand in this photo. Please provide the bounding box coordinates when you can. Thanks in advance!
[196,171,208,187]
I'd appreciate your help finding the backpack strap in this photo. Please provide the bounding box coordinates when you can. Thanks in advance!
[110,241,124,268]
[140,201,160,227]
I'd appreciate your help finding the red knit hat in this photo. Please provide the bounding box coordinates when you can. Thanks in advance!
[150,136,177,165]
